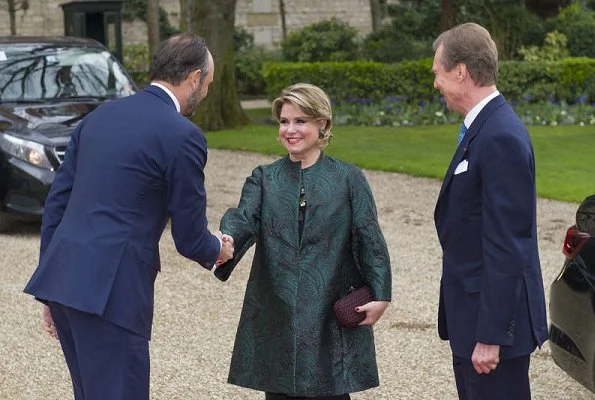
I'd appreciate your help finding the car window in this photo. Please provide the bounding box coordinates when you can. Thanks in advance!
[0,45,136,102]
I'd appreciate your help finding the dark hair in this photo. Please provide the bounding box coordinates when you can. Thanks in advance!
[433,23,498,87]
[150,33,210,85]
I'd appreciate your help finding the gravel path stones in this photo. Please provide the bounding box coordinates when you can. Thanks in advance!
[0,149,592,399]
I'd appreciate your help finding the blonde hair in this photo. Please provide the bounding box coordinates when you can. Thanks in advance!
[271,83,333,148]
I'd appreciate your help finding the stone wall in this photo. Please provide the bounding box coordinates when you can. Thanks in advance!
[0,0,386,49]
[235,0,374,48]
[0,0,65,36]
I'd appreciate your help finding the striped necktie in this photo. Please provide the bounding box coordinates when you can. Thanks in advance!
[457,123,468,145]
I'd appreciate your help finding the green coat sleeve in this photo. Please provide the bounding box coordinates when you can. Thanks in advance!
[349,168,392,301]
[215,167,263,281]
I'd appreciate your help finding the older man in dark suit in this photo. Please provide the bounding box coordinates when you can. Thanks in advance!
[432,23,548,399]
[24,33,233,400]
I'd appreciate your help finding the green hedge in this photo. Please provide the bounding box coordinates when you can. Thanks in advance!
[263,58,595,104]
[263,60,434,103]
[556,58,595,101]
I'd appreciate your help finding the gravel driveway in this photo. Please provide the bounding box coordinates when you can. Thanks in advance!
[0,149,592,399]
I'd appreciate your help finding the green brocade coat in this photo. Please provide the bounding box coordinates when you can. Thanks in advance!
[215,154,392,397]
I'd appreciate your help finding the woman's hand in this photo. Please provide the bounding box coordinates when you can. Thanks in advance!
[356,301,390,325]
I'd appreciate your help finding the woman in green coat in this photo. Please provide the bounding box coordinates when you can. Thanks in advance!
[215,83,392,399]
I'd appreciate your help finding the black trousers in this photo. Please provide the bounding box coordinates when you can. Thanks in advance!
[453,354,531,400]
[265,393,351,400]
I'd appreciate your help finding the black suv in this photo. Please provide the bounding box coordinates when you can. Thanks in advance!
[549,195,595,391]
[0,36,137,232]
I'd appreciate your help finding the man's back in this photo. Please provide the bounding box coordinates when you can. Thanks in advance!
[25,86,220,338]
[23,33,229,400]
[56,87,192,246]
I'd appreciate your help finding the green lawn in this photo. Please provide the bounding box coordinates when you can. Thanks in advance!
[206,112,594,203]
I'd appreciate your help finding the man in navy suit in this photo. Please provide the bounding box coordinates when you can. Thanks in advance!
[24,33,234,400]
[432,23,548,399]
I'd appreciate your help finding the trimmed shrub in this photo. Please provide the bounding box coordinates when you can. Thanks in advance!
[263,58,595,105]
[552,3,595,58]
[235,46,275,98]
[234,27,275,98]
[518,31,569,62]
[281,19,359,62]
[362,26,433,63]
[556,58,595,102]
[361,0,437,63]
[263,59,435,103]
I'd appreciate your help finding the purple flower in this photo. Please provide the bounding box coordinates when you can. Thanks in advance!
[549,95,560,105]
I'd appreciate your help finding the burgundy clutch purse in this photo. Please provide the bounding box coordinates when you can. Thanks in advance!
[333,286,373,328]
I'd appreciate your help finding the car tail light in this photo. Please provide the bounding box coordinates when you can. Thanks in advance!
[563,226,591,259]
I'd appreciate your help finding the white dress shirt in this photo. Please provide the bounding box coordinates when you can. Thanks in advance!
[464,90,500,129]
[150,82,181,113]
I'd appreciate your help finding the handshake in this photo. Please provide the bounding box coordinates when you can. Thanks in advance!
[214,231,234,266]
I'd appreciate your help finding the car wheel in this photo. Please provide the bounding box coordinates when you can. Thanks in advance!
[0,212,14,233]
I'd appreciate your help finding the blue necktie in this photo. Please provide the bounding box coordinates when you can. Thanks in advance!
[457,123,467,145]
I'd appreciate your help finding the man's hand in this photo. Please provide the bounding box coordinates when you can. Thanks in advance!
[356,301,390,325]
[43,305,58,340]
[471,342,500,374]
[221,234,234,245]
[216,233,234,265]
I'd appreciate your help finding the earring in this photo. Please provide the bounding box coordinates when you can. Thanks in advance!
[319,128,325,139]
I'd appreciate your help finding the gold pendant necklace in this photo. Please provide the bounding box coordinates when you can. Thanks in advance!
[299,185,306,207]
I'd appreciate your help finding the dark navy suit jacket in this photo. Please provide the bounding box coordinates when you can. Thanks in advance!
[434,95,548,360]
[24,85,221,339]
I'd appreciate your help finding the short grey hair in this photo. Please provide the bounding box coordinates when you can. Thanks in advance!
[433,23,498,87]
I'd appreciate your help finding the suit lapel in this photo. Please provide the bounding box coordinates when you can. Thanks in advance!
[436,95,507,210]
[437,140,467,204]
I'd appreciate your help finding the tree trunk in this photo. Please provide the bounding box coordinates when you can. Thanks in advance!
[279,0,287,41]
[369,0,382,32]
[8,0,16,35]
[147,0,160,57]
[179,0,187,31]
[187,0,249,131]
[440,0,453,32]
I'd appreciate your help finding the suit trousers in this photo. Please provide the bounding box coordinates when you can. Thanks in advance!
[453,354,531,400]
[265,393,351,400]
[49,302,150,400]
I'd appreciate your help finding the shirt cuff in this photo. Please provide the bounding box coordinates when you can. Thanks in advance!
[212,236,222,271]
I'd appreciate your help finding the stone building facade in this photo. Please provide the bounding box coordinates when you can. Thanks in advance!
[0,0,382,49]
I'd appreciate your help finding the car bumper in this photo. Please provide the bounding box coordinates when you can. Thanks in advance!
[1,157,55,220]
